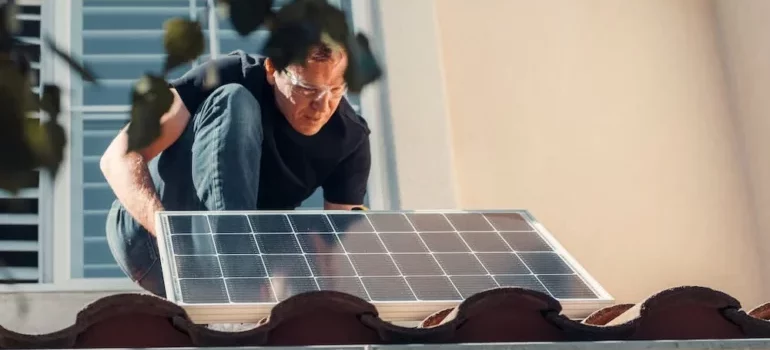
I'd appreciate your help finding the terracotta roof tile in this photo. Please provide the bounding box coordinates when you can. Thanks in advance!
[748,302,770,320]
[582,303,635,326]
[602,286,770,340]
[3,285,770,348]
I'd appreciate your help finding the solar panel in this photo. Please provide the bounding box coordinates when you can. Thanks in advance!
[155,210,613,323]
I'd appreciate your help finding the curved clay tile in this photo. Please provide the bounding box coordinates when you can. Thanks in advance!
[721,307,770,338]
[582,303,635,325]
[420,307,454,328]
[0,293,195,349]
[748,303,770,320]
[417,287,615,343]
[6,286,770,347]
[73,293,194,348]
[0,320,77,349]
[187,291,453,346]
[602,286,747,340]
[185,321,268,347]
[251,290,400,346]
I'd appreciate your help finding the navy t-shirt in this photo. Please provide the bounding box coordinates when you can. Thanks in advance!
[169,50,372,209]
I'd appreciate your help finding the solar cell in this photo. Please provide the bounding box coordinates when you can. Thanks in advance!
[155,210,613,323]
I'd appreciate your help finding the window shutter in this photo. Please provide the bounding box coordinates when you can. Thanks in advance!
[76,0,209,278]
[0,3,43,283]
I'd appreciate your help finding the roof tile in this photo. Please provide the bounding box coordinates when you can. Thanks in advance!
[416,288,621,343]
[748,302,770,320]
[603,286,746,340]
[3,285,770,347]
[582,303,635,326]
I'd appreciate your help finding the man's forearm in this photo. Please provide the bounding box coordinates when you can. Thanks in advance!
[103,152,165,236]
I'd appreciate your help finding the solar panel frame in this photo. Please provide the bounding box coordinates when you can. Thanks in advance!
[155,209,614,324]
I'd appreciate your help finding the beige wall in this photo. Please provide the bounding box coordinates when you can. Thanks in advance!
[713,0,770,308]
[433,0,767,306]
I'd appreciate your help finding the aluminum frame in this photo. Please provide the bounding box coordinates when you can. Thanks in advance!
[154,209,614,324]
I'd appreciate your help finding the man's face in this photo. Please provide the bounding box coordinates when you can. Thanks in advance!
[268,53,348,136]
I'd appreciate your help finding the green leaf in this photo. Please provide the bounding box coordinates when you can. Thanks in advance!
[312,0,348,46]
[2,0,18,34]
[126,74,174,153]
[40,84,61,122]
[218,0,274,37]
[24,118,66,178]
[162,17,205,76]
[43,35,99,83]
[0,1,18,53]
[41,121,66,178]
[8,45,30,79]
[0,57,38,184]
[344,33,382,93]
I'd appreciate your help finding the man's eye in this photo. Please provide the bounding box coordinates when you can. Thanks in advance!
[296,86,316,94]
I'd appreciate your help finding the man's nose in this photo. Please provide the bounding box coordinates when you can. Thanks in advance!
[311,91,333,111]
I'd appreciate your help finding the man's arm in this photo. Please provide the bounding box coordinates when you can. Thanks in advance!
[322,137,372,210]
[100,88,191,236]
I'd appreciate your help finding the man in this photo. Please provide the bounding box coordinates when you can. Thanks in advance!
[100,42,372,297]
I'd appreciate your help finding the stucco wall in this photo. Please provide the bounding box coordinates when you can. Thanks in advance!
[713,0,770,308]
[433,0,765,306]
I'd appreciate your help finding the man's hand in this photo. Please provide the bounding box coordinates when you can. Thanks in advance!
[323,201,366,211]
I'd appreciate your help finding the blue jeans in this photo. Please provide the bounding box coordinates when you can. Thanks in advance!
[106,84,264,297]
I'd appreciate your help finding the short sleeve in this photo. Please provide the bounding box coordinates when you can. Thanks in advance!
[168,52,247,115]
[322,137,372,205]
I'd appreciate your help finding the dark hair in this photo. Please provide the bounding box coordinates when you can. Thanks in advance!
[306,39,347,63]
[307,42,334,61]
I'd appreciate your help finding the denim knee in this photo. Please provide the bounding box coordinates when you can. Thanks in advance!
[105,202,167,297]
[190,83,265,211]
[196,83,263,138]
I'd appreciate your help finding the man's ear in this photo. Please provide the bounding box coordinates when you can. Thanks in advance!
[264,57,277,85]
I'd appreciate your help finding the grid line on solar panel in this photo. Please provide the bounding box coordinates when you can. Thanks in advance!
[357,213,425,300]
[485,212,536,231]
[485,221,572,298]
[499,231,553,251]
[248,214,294,233]
[163,212,599,303]
[444,213,495,232]
[328,213,376,233]
[407,211,579,299]
[205,212,234,303]
[468,214,560,276]
[312,227,376,301]
[167,214,212,234]
[471,213,562,296]
[299,238,324,291]
[288,214,334,233]
[244,214,281,302]
[396,214,472,298]
[436,214,498,279]
[208,214,252,234]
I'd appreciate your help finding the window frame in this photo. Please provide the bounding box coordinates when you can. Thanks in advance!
[32,0,400,290]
